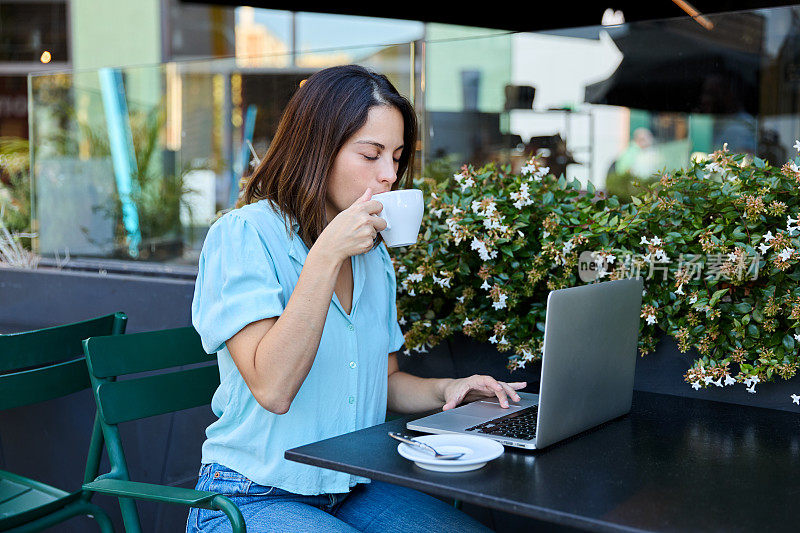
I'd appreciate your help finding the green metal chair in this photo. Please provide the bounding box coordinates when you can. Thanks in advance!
[81,326,245,533]
[0,312,127,533]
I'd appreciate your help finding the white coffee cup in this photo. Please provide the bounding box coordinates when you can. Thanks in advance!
[372,189,424,248]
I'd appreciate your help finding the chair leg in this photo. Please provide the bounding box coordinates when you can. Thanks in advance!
[84,502,115,533]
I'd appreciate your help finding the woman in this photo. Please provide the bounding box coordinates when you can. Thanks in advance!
[188,65,526,532]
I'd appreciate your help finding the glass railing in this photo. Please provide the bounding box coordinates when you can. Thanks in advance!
[24,4,800,266]
[27,42,418,265]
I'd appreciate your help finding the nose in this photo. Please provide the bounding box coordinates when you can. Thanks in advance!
[378,157,398,189]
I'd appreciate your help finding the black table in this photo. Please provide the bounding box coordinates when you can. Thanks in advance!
[286,391,800,532]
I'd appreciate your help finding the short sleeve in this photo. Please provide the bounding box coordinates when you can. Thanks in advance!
[192,213,285,354]
[380,245,406,353]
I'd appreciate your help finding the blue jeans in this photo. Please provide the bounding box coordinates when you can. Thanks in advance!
[186,463,493,532]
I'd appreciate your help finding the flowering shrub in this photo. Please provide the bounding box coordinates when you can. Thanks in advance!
[609,145,800,393]
[394,157,631,371]
[394,146,800,396]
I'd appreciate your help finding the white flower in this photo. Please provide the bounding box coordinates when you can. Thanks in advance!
[461,177,475,191]
[650,236,662,246]
[758,242,772,255]
[763,231,775,242]
[398,316,406,326]
[703,375,714,385]
[788,215,799,228]
[794,333,800,343]
[489,334,498,344]
[640,236,650,245]
[689,295,698,304]
[794,140,800,152]
[792,394,800,405]
[492,293,508,310]
[463,317,472,327]
[778,248,793,262]
[747,384,757,394]
[457,295,465,303]
[676,284,685,295]
[654,249,669,263]
[521,164,536,175]
[453,172,465,183]
[433,273,451,288]
[712,377,723,387]
[691,381,702,390]
[481,279,491,290]
[408,288,415,296]
[646,314,657,325]
[724,374,736,386]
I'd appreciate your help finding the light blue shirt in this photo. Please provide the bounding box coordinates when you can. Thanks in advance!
[191,199,405,495]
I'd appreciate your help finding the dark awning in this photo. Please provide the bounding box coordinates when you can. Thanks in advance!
[584,11,764,114]
[180,1,797,33]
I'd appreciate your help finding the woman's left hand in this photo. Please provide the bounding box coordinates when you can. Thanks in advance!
[441,375,527,411]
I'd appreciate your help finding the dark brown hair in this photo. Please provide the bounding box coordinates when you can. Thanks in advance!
[242,64,417,248]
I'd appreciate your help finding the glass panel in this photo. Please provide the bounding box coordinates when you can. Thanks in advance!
[27,42,417,265]
[420,6,800,200]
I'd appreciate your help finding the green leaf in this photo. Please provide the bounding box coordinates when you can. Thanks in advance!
[754,157,765,169]
[709,288,729,307]
[733,302,752,313]
[783,334,795,351]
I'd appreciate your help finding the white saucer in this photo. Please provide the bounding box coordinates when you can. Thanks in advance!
[396,434,504,472]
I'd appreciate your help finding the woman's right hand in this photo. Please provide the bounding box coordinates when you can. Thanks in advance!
[315,187,387,263]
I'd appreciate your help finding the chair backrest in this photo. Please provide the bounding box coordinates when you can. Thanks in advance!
[83,326,219,426]
[0,312,128,410]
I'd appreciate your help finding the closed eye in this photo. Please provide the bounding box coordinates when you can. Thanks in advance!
[363,154,401,163]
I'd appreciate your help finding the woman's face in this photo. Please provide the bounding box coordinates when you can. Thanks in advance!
[326,104,405,222]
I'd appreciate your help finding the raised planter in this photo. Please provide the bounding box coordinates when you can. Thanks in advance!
[399,331,800,412]
[0,260,196,333]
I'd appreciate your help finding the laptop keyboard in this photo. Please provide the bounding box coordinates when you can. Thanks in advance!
[465,404,539,441]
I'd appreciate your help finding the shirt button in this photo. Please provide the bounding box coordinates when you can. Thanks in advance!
[349,361,357,369]
[348,396,355,404]
[347,324,354,331]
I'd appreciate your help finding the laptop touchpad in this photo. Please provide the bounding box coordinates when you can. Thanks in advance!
[456,401,527,417]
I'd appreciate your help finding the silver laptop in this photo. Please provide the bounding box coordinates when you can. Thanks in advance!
[407,277,644,450]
